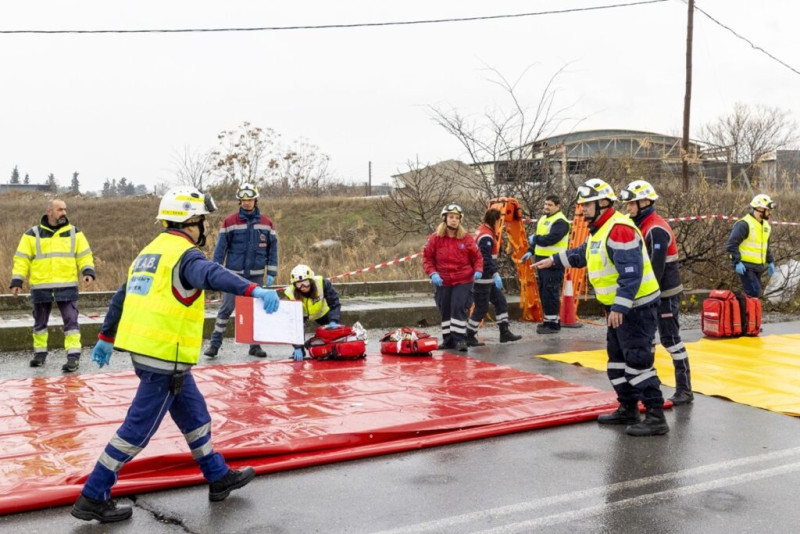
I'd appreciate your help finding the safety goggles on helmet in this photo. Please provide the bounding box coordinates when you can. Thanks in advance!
[576,179,617,204]
[750,194,775,210]
[620,180,659,202]
[236,183,259,200]
[441,203,463,217]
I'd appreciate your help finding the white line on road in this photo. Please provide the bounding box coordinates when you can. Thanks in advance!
[373,445,800,534]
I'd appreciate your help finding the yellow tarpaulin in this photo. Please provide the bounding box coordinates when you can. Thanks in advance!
[540,334,800,416]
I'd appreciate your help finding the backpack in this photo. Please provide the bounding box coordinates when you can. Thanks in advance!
[379,328,438,356]
[735,292,762,337]
[305,323,367,360]
[701,290,742,338]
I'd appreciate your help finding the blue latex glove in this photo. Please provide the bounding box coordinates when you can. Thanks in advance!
[252,287,279,314]
[473,271,483,281]
[430,272,443,287]
[92,339,113,368]
[266,275,275,286]
[493,272,503,289]
[521,252,532,262]
[734,262,746,275]
[293,347,304,361]
[528,234,536,245]
[768,262,776,277]
[325,321,340,329]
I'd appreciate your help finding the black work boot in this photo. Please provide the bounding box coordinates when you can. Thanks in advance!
[209,467,256,502]
[669,389,694,406]
[499,323,522,343]
[626,406,670,436]
[248,346,267,358]
[30,354,46,367]
[536,322,560,335]
[71,495,132,523]
[597,403,641,425]
[466,331,485,347]
[455,340,468,352]
[204,345,220,358]
[62,357,80,373]
[438,336,455,350]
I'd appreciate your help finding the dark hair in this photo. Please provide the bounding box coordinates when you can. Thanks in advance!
[483,208,502,228]
[545,195,561,206]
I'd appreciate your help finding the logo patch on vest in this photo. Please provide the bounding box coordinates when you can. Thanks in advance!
[132,253,161,274]
[590,241,601,254]
[127,274,154,296]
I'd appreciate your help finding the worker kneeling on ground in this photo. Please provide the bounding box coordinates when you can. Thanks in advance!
[72,187,280,523]
[283,264,342,360]
[533,178,668,437]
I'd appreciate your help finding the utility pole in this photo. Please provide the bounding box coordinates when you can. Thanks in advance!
[681,0,695,192]
[368,161,372,196]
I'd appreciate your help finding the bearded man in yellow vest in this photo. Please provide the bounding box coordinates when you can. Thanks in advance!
[726,194,775,298]
[71,187,281,524]
[534,179,668,437]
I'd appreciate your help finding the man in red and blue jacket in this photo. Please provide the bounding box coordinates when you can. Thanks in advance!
[205,183,278,358]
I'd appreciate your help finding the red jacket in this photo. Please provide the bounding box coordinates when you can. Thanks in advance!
[423,232,482,286]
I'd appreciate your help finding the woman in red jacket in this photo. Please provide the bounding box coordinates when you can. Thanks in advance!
[423,203,483,351]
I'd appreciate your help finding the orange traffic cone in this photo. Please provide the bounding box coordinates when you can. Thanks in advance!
[560,272,582,328]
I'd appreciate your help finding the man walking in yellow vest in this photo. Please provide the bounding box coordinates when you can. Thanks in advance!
[10,199,95,372]
[726,194,775,298]
[534,179,668,437]
[71,187,280,523]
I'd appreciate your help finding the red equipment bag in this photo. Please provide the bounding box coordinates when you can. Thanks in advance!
[701,290,742,338]
[379,328,438,356]
[305,325,367,360]
[736,292,762,337]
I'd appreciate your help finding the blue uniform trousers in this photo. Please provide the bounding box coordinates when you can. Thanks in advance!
[657,296,692,391]
[467,282,509,334]
[604,303,664,409]
[82,369,229,501]
[536,265,564,324]
[210,273,264,350]
[738,268,765,298]
[435,283,473,345]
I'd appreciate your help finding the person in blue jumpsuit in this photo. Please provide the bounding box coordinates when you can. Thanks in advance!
[71,187,280,523]
[205,182,278,358]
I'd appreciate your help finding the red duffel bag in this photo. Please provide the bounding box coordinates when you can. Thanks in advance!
[305,323,367,360]
[380,327,438,356]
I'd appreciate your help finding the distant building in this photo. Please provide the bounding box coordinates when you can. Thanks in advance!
[0,183,51,194]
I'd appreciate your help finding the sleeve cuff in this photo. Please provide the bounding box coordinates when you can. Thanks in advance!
[98,333,115,343]
[244,283,258,296]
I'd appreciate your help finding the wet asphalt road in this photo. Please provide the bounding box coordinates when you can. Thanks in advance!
[1,321,800,533]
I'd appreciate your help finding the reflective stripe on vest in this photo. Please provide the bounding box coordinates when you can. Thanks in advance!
[739,213,771,265]
[24,225,81,289]
[115,232,204,364]
[534,212,570,257]
[284,276,329,321]
[586,212,660,307]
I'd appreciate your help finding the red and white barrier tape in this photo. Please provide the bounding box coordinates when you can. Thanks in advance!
[330,214,799,280]
[330,252,423,280]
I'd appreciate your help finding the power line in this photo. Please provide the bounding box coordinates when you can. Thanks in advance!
[692,2,800,77]
[0,1,668,35]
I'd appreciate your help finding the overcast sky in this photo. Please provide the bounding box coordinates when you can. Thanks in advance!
[1,0,798,192]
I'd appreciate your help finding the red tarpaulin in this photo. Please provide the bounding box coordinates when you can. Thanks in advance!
[0,353,617,515]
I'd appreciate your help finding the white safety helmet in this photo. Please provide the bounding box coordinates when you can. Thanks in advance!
[157,187,217,223]
[441,203,463,219]
[620,179,659,202]
[576,178,617,204]
[290,264,315,284]
[750,193,775,210]
[236,182,260,200]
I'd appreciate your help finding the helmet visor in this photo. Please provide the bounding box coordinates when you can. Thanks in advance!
[237,187,257,199]
[619,189,635,201]
[204,193,218,213]
[577,185,595,199]
[443,203,462,214]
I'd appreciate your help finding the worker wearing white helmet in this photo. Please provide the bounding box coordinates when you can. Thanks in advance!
[534,178,668,437]
[725,193,775,297]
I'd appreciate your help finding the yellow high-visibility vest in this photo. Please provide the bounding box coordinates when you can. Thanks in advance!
[586,212,660,308]
[284,276,330,321]
[738,213,771,265]
[534,211,570,257]
[115,232,204,364]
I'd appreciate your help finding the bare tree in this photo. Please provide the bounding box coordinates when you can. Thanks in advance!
[208,122,279,187]
[428,64,578,217]
[699,103,799,185]
[263,139,334,197]
[380,159,456,240]
[173,145,211,189]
